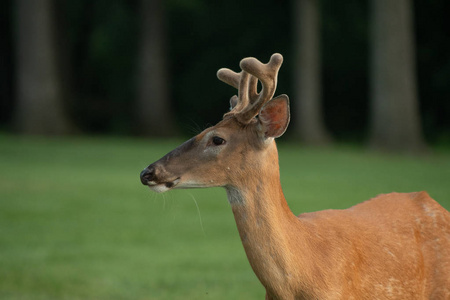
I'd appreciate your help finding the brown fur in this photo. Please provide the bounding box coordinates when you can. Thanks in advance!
[226,138,450,299]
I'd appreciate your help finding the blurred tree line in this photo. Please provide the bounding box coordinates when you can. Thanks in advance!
[1,0,449,151]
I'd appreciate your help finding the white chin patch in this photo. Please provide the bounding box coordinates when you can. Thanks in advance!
[148,184,170,193]
[147,178,180,193]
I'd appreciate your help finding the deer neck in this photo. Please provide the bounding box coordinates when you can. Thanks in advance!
[225,145,309,297]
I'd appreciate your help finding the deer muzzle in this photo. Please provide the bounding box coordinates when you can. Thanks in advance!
[140,163,181,193]
[140,139,197,192]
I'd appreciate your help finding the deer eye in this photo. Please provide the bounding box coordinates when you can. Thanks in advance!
[212,136,226,146]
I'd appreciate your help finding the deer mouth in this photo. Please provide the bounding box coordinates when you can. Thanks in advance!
[146,178,180,193]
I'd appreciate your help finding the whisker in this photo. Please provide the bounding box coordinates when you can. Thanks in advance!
[188,192,206,236]
[162,193,167,211]
[185,119,203,135]
[148,190,158,204]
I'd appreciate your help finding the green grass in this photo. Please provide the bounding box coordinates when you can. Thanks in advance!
[0,135,449,299]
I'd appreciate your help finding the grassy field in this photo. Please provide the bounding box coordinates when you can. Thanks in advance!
[0,134,449,299]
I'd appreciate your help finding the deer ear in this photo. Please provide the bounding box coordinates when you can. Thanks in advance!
[259,94,290,138]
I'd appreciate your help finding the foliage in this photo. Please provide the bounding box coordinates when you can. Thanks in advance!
[1,135,449,299]
[1,0,449,140]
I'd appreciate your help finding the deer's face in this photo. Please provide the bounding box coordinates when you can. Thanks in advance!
[140,117,271,193]
[140,53,290,193]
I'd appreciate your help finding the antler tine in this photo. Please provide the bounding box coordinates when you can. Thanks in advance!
[237,71,251,109]
[248,75,259,104]
[217,68,240,89]
[238,53,283,122]
[217,68,252,114]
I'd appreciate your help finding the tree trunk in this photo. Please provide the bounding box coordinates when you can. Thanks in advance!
[293,0,332,145]
[14,0,73,135]
[369,0,426,153]
[136,0,176,136]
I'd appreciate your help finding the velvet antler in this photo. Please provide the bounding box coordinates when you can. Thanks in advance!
[217,53,283,124]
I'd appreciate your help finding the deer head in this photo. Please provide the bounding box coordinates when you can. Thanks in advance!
[140,53,290,194]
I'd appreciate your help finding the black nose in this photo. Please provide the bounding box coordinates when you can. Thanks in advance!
[140,167,155,185]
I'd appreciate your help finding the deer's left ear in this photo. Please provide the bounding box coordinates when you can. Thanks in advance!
[259,94,290,139]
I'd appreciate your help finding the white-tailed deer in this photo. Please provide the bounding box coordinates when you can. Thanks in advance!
[140,54,450,299]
